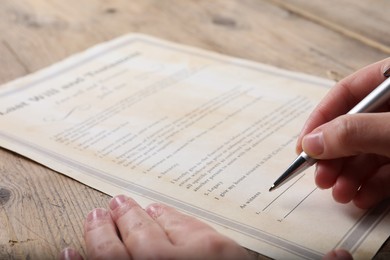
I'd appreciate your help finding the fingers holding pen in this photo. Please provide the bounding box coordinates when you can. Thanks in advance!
[303,112,390,208]
[315,155,370,203]
[315,154,390,209]
[302,113,390,159]
[296,57,390,153]
[353,164,390,209]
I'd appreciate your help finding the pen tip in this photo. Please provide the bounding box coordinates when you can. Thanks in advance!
[269,185,275,192]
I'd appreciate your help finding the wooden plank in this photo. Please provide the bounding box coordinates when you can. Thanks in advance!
[267,0,390,53]
[0,0,388,83]
[0,0,388,259]
[0,149,109,259]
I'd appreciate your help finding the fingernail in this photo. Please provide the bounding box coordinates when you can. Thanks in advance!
[384,67,390,77]
[302,132,324,157]
[59,247,83,260]
[145,203,163,219]
[86,208,108,223]
[109,195,128,210]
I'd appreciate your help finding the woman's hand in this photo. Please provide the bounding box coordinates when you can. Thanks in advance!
[296,58,390,209]
[60,194,253,260]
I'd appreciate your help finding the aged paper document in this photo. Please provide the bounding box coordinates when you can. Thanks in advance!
[0,34,389,259]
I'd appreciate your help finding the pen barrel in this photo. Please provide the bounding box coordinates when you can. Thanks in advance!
[301,152,317,165]
[348,77,390,114]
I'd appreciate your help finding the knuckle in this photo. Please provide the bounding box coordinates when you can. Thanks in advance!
[89,241,122,259]
[122,219,156,242]
[96,240,115,251]
[129,219,154,232]
[333,117,361,152]
[145,203,165,220]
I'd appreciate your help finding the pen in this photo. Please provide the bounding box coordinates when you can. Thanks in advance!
[269,75,390,191]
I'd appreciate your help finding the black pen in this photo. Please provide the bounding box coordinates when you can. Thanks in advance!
[269,75,390,191]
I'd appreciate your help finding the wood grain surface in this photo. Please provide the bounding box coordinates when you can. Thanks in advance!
[0,1,389,259]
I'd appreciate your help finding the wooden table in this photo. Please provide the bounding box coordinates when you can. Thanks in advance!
[0,1,389,259]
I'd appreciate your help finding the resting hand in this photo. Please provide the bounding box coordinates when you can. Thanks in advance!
[60,194,253,260]
[60,195,353,260]
[296,58,390,209]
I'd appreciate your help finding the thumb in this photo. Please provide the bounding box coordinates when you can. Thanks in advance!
[302,113,390,159]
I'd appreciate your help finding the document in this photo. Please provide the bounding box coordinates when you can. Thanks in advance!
[0,34,389,259]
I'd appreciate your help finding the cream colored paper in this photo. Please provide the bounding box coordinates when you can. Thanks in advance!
[0,34,389,259]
